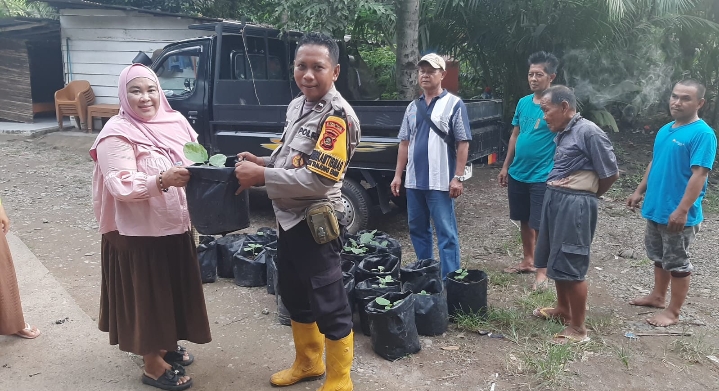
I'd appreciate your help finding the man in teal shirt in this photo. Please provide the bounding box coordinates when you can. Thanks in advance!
[498,51,558,290]
[627,79,717,327]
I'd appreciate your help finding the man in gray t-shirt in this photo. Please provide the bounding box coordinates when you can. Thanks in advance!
[532,85,619,345]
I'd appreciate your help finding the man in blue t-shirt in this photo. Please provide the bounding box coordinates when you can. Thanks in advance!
[498,51,559,290]
[627,79,717,327]
[391,53,472,279]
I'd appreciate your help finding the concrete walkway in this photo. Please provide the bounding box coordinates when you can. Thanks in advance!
[0,118,76,136]
[0,233,144,391]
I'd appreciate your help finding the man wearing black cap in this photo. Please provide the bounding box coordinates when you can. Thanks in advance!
[391,53,472,279]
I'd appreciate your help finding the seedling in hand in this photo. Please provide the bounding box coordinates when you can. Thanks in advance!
[184,142,227,167]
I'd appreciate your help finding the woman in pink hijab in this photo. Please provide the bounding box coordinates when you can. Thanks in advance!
[90,64,211,391]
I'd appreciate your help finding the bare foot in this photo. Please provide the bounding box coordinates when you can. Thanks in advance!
[532,277,549,291]
[646,310,679,327]
[629,294,666,308]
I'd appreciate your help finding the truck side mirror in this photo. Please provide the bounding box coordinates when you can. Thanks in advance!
[132,51,153,66]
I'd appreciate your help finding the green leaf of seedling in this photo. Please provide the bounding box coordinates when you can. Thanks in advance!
[380,240,388,247]
[184,142,208,164]
[256,231,264,236]
[208,153,227,167]
[359,232,374,244]
[375,297,391,306]
[419,290,429,295]
[377,266,385,272]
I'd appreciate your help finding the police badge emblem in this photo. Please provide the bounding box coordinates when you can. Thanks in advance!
[292,154,305,168]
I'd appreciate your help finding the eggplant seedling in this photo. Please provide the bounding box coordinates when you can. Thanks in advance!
[343,238,368,255]
[377,275,394,288]
[375,296,403,310]
[453,268,469,281]
[243,243,264,257]
[184,142,227,167]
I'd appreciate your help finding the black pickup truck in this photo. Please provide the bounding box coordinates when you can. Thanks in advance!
[145,21,503,233]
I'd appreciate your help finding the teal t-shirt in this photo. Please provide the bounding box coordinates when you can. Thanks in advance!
[508,94,556,183]
[642,119,717,226]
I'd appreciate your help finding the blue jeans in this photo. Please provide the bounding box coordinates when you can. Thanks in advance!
[406,188,461,279]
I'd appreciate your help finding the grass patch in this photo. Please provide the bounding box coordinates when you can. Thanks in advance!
[670,333,717,363]
[629,258,652,267]
[515,288,557,313]
[616,344,631,369]
[586,313,620,336]
[486,269,516,289]
[702,189,719,214]
[521,340,588,387]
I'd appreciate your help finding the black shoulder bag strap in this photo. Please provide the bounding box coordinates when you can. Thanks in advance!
[415,99,456,158]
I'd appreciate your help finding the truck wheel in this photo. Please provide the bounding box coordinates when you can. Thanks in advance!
[340,178,370,235]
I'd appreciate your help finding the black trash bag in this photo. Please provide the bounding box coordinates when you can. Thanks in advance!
[216,233,247,278]
[265,242,278,295]
[186,156,250,235]
[400,259,442,294]
[405,282,449,336]
[446,269,488,317]
[354,276,401,336]
[246,227,278,245]
[355,230,402,261]
[366,291,421,361]
[356,253,400,284]
[232,241,267,287]
[196,235,218,283]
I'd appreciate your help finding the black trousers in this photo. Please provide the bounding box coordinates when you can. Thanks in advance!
[277,222,352,340]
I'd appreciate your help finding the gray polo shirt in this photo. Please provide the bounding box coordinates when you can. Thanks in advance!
[547,114,618,182]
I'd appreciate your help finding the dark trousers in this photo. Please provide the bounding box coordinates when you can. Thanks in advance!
[277,222,352,340]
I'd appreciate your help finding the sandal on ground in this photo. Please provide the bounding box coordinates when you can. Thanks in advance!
[15,323,41,339]
[141,369,193,391]
[551,334,591,345]
[163,345,194,366]
[532,307,555,320]
[503,265,536,274]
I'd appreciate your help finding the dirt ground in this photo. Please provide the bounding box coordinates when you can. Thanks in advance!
[1,129,719,390]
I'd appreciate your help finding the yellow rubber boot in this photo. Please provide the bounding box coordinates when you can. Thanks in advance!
[270,321,326,386]
[317,331,353,391]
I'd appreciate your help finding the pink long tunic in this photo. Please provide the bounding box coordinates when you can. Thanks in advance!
[92,135,192,237]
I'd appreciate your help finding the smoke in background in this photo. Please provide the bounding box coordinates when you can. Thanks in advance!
[562,42,676,122]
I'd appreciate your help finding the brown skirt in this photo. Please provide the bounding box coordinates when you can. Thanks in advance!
[0,233,25,335]
[99,231,212,355]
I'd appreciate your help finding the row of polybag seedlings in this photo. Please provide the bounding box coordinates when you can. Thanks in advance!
[196,229,488,361]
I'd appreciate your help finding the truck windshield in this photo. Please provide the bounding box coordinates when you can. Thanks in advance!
[156,51,200,97]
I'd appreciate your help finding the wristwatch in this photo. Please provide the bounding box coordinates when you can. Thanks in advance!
[453,175,465,182]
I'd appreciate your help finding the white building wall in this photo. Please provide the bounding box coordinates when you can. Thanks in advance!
[60,9,209,104]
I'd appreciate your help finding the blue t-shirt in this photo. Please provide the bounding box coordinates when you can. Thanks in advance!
[642,119,717,226]
[508,94,556,183]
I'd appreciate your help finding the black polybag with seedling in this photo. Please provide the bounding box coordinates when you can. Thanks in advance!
[354,229,402,261]
[184,142,250,235]
[215,233,247,278]
[356,253,400,284]
[400,258,442,294]
[366,291,421,361]
[446,269,488,318]
[340,236,378,266]
[232,241,268,287]
[196,235,218,283]
[404,280,448,336]
[354,275,401,336]
[246,227,278,245]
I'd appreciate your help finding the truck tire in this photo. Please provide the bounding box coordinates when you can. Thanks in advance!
[340,178,370,234]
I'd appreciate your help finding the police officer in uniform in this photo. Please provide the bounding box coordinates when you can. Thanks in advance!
[234,32,360,391]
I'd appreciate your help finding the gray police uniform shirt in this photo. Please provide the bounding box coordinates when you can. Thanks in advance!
[263,87,361,231]
[547,114,618,193]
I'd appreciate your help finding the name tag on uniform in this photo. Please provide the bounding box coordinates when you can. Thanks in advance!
[307,115,348,182]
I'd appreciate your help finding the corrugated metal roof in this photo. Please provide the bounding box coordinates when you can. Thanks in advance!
[0,17,59,39]
[38,0,221,22]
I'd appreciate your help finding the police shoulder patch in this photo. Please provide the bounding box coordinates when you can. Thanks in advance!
[292,154,305,168]
[306,115,348,182]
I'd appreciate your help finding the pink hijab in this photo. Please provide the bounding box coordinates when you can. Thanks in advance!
[89,63,197,164]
